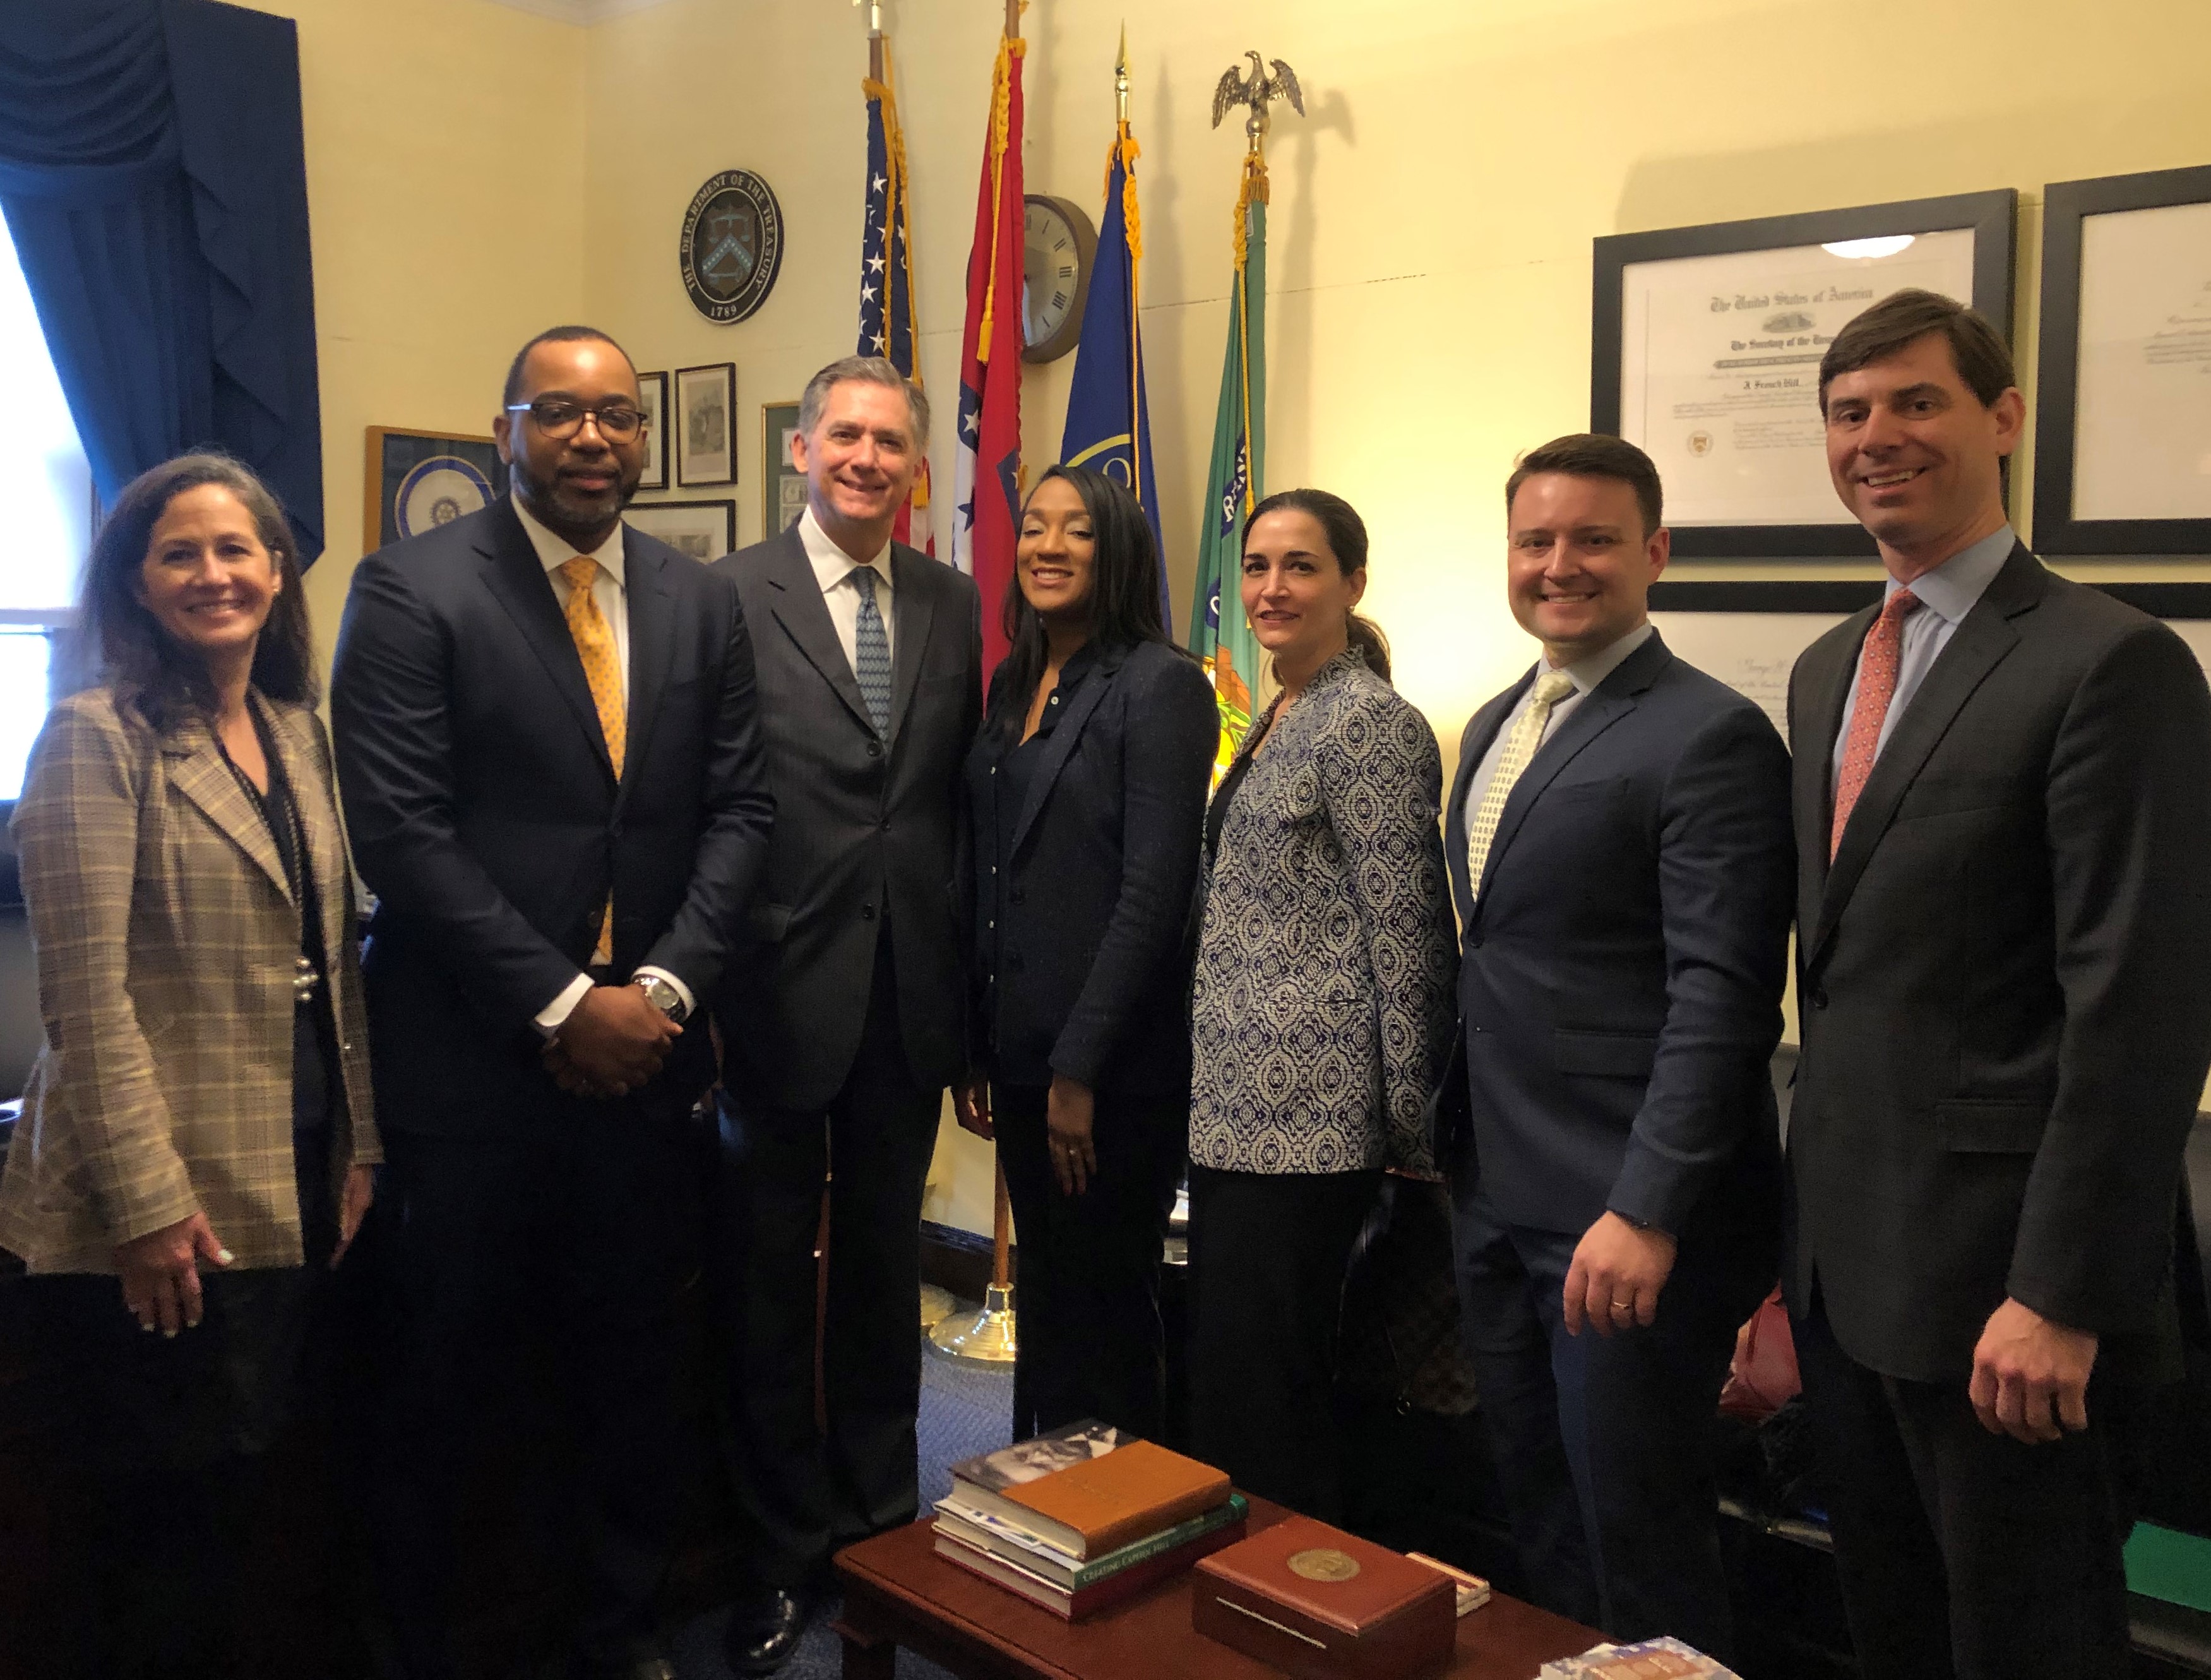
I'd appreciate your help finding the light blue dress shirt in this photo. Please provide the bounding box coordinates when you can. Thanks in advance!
[1828,525,2017,795]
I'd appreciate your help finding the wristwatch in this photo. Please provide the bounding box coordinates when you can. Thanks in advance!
[637,974,689,1024]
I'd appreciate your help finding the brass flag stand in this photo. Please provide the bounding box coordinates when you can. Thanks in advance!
[929,1157,1017,1364]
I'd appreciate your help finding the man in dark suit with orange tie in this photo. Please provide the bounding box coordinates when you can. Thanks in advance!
[1786,289,2211,1680]
[333,326,773,1680]
[709,356,982,1674]
[1438,434,1794,1658]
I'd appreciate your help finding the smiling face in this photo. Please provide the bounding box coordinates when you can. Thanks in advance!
[793,378,922,537]
[136,483,282,675]
[494,336,645,545]
[1505,472,1667,665]
[1016,474,1097,625]
[1822,330,2023,577]
[1240,507,1364,671]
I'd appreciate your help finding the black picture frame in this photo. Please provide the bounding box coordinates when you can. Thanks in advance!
[1592,189,2017,562]
[364,427,508,554]
[636,370,669,491]
[626,497,736,563]
[675,362,737,487]
[2032,163,2211,556]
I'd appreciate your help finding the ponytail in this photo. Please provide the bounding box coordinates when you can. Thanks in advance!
[1345,610,1391,682]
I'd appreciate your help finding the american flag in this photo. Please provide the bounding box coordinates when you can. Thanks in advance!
[859,42,931,552]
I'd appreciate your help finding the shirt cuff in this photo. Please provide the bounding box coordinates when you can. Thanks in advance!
[534,972,593,1038]
[632,965,695,1018]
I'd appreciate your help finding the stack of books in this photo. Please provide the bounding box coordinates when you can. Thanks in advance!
[933,1421,1248,1619]
[1537,1636,1741,1678]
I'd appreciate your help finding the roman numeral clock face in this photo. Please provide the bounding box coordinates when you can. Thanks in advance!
[1021,194,1098,364]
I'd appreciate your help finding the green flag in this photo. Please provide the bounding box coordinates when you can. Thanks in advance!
[1188,155,1268,783]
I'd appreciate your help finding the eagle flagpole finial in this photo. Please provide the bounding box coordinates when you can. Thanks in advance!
[1210,49,1304,157]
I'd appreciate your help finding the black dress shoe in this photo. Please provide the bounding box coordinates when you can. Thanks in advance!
[725,1587,811,1676]
[574,1651,677,1680]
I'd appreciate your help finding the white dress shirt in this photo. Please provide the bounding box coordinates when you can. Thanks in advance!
[1828,525,2015,795]
[799,505,895,672]
[512,499,693,1030]
[1462,621,1655,836]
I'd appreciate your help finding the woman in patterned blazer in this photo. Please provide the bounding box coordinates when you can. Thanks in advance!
[1187,487,1457,1522]
[0,454,380,1676]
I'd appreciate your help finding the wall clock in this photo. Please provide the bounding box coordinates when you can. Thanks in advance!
[679,169,785,325]
[1022,194,1097,364]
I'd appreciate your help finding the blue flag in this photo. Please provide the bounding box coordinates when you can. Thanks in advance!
[1059,121,1166,625]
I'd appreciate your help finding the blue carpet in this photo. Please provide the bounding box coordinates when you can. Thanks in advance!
[669,1335,1014,1679]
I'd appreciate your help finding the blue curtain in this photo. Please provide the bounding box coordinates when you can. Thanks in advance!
[0,0,325,564]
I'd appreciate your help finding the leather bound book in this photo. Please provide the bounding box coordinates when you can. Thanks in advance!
[996,1440,1231,1559]
[1192,1515,1455,1680]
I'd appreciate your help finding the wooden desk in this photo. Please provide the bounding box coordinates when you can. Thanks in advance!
[832,1497,1602,1680]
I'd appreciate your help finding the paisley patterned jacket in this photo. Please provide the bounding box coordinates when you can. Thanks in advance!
[1189,649,1458,1176]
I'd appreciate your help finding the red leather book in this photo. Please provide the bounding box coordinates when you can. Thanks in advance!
[1192,1515,1455,1680]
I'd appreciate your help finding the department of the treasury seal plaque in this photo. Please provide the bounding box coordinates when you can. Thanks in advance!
[679,169,784,325]
[1285,1547,1362,1583]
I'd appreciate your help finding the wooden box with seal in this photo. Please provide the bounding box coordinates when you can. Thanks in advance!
[1191,1514,1455,1680]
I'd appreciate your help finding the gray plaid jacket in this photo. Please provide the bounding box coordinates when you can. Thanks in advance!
[0,686,381,1273]
[1189,650,1457,1176]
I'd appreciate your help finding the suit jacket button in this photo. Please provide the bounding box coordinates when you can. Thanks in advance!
[1808,987,1828,1009]
[880,818,892,832]
[1010,888,1025,905]
[862,904,878,920]
[867,741,883,758]
[1468,932,1484,949]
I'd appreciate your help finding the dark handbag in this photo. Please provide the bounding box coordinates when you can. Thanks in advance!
[1336,1176,1480,1417]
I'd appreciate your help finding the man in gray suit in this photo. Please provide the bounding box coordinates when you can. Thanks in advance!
[1787,289,2211,1679]
[710,356,982,1674]
[1438,434,1793,1656]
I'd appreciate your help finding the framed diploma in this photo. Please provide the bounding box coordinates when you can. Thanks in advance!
[2032,164,2211,556]
[1592,190,2016,558]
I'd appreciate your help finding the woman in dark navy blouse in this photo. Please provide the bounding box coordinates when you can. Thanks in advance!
[955,465,1216,1441]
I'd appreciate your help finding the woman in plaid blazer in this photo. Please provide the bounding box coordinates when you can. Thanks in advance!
[1185,489,1458,1523]
[0,454,380,1676]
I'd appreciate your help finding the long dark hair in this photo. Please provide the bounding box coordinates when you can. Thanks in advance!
[76,453,319,729]
[1243,487,1391,682]
[987,463,1184,735]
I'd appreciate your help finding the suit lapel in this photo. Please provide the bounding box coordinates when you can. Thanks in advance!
[477,498,616,783]
[886,544,937,746]
[1475,633,1671,902]
[617,533,675,812]
[1807,546,2043,968]
[164,716,290,903]
[763,527,874,734]
[1008,646,1126,857]
[1796,606,1873,907]
[265,703,349,953]
[1448,676,1529,924]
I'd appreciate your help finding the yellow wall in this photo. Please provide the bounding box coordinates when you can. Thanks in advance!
[245,0,2211,1231]
[230,0,588,654]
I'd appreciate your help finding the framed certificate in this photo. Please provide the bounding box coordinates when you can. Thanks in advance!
[626,497,736,562]
[2032,164,2211,556]
[1592,190,2016,558]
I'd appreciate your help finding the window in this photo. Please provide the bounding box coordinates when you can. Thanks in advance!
[0,212,94,801]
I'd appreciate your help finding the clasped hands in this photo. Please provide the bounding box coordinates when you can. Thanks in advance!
[542,981,679,1098]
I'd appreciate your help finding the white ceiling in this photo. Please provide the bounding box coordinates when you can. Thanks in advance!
[470,0,681,25]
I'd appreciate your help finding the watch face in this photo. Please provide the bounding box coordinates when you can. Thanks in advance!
[1021,196,1093,361]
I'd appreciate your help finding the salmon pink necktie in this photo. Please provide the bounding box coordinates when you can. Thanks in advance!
[1830,588,1919,861]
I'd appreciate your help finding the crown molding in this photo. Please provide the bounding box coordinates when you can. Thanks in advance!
[470,0,681,25]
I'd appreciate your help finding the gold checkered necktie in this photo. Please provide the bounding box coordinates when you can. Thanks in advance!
[561,556,624,962]
[1465,668,1577,901]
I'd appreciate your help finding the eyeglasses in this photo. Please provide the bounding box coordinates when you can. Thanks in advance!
[504,399,647,442]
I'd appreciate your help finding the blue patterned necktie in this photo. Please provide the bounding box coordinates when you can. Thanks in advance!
[850,564,893,737]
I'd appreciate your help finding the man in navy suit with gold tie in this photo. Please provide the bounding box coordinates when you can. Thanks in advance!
[1436,434,1793,1658]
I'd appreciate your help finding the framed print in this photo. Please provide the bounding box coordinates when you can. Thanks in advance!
[676,362,737,487]
[636,370,668,491]
[2033,164,2211,555]
[1592,189,2016,559]
[364,427,506,553]
[626,498,736,562]
[761,400,805,534]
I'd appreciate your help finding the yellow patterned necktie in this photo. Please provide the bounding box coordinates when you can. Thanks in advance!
[561,555,624,962]
[1465,668,1577,901]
